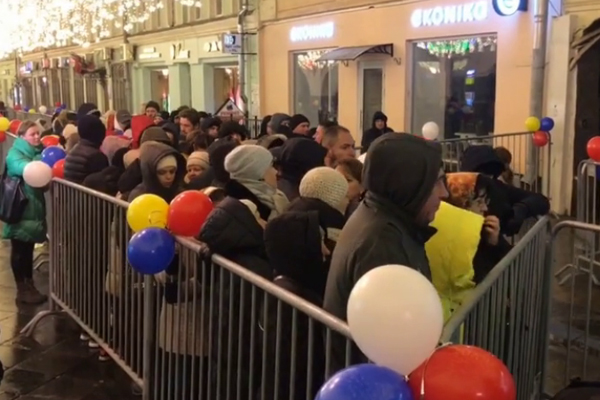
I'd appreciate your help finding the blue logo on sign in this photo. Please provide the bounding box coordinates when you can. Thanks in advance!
[492,0,527,16]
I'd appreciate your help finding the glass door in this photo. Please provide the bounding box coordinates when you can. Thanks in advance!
[359,62,384,134]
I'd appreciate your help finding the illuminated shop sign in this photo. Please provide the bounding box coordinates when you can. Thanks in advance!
[289,22,334,43]
[492,0,528,16]
[411,1,488,27]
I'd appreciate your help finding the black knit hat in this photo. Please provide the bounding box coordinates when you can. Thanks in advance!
[145,101,161,112]
[218,121,248,140]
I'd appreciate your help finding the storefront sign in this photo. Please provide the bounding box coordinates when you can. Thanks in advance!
[204,40,222,53]
[289,22,334,43]
[138,47,161,60]
[171,43,190,60]
[492,0,527,16]
[411,1,488,27]
[223,34,242,54]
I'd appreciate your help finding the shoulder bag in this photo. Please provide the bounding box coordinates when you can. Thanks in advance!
[0,163,29,224]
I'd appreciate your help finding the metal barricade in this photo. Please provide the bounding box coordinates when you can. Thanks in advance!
[441,215,553,400]
[555,160,600,286]
[544,220,600,396]
[21,179,356,400]
[14,111,52,126]
[439,132,552,195]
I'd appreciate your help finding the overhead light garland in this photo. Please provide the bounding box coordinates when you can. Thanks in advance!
[0,0,201,56]
[416,36,497,58]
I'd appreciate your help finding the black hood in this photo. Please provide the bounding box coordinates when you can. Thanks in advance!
[77,115,106,147]
[279,138,327,183]
[207,137,239,184]
[460,145,505,179]
[138,141,186,201]
[371,111,388,129]
[364,133,442,216]
[161,121,181,147]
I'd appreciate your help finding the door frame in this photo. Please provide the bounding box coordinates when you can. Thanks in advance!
[357,61,385,140]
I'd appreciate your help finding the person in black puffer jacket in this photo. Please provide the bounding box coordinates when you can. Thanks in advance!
[63,115,108,184]
[459,145,550,236]
[262,167,348,400]
[361,111,393,154]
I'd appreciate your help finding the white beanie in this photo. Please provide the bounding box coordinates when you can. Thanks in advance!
[300,167,349,210]
[156,155,177,171]
[187,151,210,170]
[225,144,273,181]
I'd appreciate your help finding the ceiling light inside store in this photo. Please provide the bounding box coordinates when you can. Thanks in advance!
[162,69,169,77]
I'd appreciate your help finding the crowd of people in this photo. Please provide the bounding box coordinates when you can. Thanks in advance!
[1,100,551,398]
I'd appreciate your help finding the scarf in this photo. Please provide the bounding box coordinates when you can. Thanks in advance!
[235,177,289,220]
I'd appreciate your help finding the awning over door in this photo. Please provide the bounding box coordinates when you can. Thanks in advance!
[316,44,394,62]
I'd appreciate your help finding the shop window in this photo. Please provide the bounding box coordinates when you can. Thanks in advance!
[293,50,339,125]
[150,69,170,112]
[111,63,130,111]
[73,74,85,110]
[410,36,497,140]
[213,66,240,112]
[51,70,60,106]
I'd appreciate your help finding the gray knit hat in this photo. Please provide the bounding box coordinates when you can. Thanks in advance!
[115,109,132,131]
[300,167,349,210]
[224,144,273,181]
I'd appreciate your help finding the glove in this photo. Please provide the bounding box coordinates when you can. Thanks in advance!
[505,203,528,235]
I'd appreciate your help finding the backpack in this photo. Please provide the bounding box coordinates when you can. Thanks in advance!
[553,379,600,400]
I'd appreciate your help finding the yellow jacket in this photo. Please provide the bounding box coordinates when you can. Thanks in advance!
[425,202,484,321]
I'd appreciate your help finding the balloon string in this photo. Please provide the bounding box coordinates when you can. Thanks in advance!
[420,342,452,400]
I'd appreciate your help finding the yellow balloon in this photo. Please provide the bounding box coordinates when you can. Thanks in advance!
[525,116,540,132]
[0,117,9,131]
[28,109,36,114]
[127,194,169,232]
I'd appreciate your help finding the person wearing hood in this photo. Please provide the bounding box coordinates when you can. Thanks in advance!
[160,121,181,148]
[360,111,393,154]
[269,113,292,136]
[459,145,550,236]
[223,144,289,221]
[324,133,448,372]
[186,137,239,190]
[64,115,109,184]
[118,126,175,199]
[128,141,186,203]
[289,114,311,137]
[277,137,328,201]
[258,115,272,138]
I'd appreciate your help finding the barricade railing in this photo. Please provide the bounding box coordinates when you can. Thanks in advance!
[554,160,600,286]
[544,220,600,395]
[21,179,356,400]
[438,132,552,196]
[441,215,553,400]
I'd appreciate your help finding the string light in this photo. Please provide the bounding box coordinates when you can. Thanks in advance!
[417,36,497,58]
[0,0,202,55]
[297,51,335,71]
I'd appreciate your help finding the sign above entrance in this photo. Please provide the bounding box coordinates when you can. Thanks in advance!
[289,22,334,43]
[410,1,488,27]
[492,0,527,16]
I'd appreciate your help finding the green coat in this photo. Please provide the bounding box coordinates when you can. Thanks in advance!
[2,137,47,243]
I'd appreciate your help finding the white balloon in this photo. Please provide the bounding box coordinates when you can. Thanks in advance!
[23,161,52,188]
[422,122,440,140]
[347,264,443,376]
[38,105,47,115]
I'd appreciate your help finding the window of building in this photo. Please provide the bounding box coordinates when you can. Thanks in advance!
[410,35,497,140]
[73,74,85,109]
[293,50,339,125]
[59,68,71,108]
[150,68,170,112]
[214,0,223,16]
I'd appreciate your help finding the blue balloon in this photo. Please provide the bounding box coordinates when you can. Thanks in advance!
[61,103,67,109]
[316,364,414,400]
[540,117,554,132]
[41,146,66,167]
[127,228,176,275]
[23,107,29,112]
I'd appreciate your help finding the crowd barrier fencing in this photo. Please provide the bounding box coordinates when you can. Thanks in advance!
[438,131,552,197]
[0,120,559,399]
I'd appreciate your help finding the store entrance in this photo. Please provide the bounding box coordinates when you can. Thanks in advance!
[410,35,497,140]
[213,66,240,113]
[359,62,384,133]
[150,68,170,112]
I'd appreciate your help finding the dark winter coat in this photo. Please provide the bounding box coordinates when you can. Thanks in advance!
[277,138,327,201]
[360,111,393,154]
[63,126,108,184]
[324,133,442,372]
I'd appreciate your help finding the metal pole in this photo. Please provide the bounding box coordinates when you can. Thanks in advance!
[526,0,550,184]
[237,0,249,116]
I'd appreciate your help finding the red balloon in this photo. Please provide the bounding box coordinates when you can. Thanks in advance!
[532,131,549,147]
[0,131,5,143]
[409,345,515,400]
[587,136,600,162]
[55,101,61,107]
[14,105,21,111]
[8,120,21,134]
[52,159,65,179]
[168,191,214,237]
[41,135,60,148]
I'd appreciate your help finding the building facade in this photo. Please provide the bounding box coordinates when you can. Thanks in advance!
[260,0,534,142]
[3,0,260,116]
